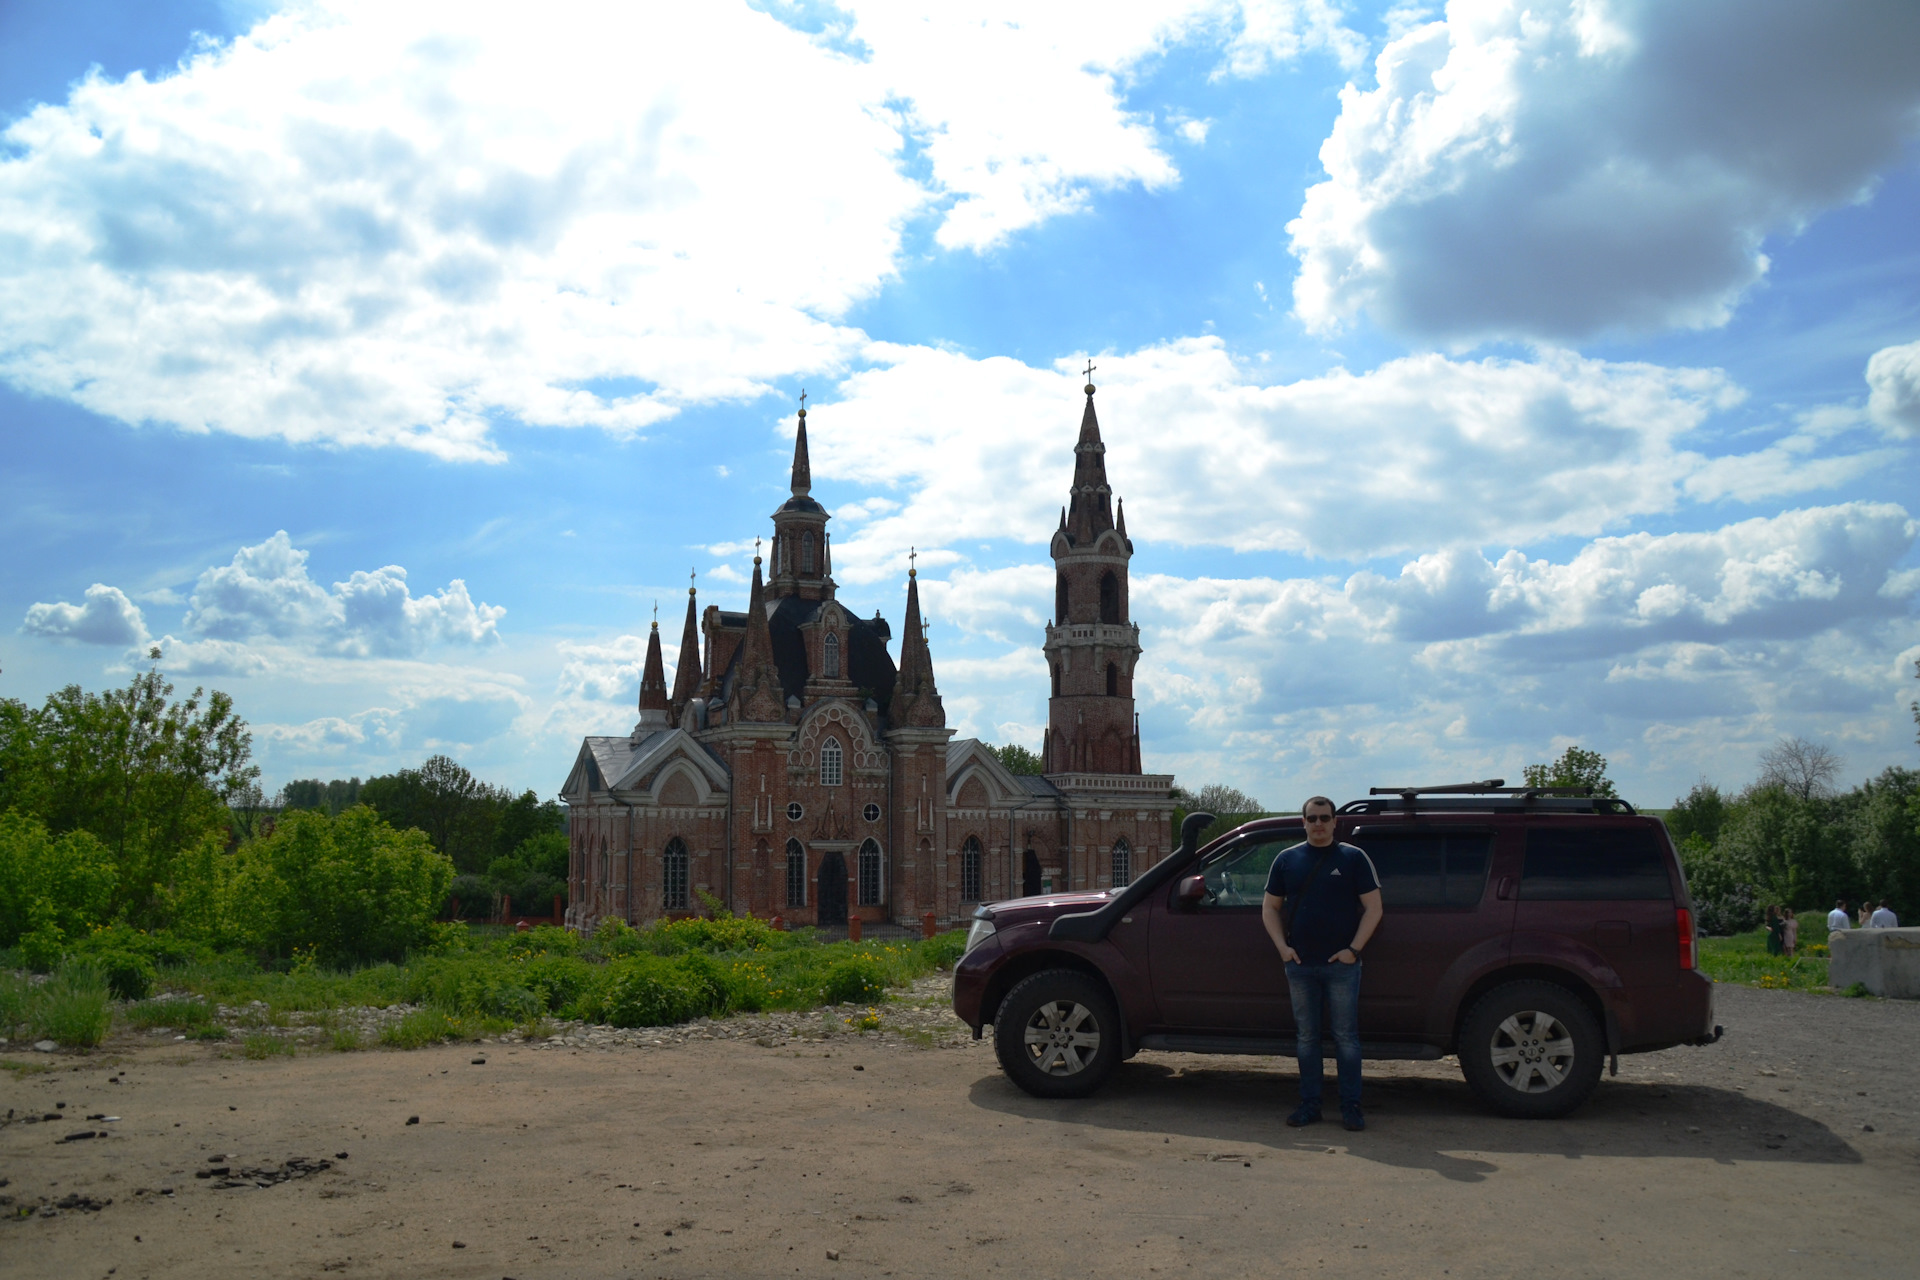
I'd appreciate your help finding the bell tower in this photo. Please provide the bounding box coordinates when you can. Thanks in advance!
[769,395,835,602]
[1043,368,1142,776]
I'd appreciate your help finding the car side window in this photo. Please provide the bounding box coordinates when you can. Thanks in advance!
[1520,826,1672,901]
[1354,830,1492,908]
[1197,839,1292,908]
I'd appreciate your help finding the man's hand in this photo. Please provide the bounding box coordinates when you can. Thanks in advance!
[1332,947,1358,964]
[1277,943,1299,964]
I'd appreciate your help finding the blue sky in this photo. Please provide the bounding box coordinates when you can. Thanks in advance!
[3,0,1918,808]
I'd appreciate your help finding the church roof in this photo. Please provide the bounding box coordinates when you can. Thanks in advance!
[710,596,899,710]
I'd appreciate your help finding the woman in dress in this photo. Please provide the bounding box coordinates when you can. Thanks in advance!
[1781,908,1798,959]
[1765,904,1784,956]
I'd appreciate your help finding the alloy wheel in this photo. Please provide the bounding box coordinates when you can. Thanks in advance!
[1488,1009,1575,1093]
[1022,999,1102,1076]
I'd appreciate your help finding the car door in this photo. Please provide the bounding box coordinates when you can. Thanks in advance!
[1344,824,1510,1037]
[1513,820,1677,990]
[1145,832,1299,1034]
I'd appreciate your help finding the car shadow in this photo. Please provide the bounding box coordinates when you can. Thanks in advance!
[964,1057,1862,1184]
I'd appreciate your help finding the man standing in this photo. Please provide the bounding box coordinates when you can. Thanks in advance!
[1827,900,1851,935]
[1263,796,1383,1132]
[1869,902,1899,928]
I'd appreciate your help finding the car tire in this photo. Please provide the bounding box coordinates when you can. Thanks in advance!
[993,969,1121,1099]
[1458,980,1604,1119]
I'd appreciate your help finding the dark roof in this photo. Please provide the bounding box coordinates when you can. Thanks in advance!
[714,597,899,709]
[776,495,826,515]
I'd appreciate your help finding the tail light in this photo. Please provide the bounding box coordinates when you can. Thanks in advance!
[1676,907,1696,970]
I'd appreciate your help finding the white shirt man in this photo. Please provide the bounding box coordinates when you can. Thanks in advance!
[1869,904,1899,928]
[1827,901,1851,932]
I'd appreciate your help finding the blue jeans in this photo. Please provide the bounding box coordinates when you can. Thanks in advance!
[1286,960,1362,1108]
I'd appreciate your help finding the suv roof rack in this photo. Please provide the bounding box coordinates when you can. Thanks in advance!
[1338,779,1636,817]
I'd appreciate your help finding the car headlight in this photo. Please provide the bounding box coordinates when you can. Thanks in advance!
[964,916,997,955]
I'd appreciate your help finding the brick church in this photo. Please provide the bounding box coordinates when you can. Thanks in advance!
[560,377,1176,930]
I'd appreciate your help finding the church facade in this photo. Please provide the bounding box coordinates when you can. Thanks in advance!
[560,378,1176,930]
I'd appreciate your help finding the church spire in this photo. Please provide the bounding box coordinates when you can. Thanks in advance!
[635,612,670,734]
[729,549,787,723]
[790,394,812,497]
[1067,367,1114,542]
[888,551,945,729]
[669,571,702,716]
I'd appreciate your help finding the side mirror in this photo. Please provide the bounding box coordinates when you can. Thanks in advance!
[1176,875,1207,909]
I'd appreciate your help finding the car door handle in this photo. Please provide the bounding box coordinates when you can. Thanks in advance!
[1496,876,1514,901]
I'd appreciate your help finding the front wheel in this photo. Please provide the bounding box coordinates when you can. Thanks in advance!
[1458,980,1604,1119]
[993,969,1121,1099]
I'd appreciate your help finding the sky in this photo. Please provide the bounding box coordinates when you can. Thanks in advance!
[3,0,1918,810]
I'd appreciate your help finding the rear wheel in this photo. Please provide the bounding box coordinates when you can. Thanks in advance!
[1458,980,1603,1119]
[993,969,1121,1099]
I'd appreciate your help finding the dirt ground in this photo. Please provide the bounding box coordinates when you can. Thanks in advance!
[5,981,1919,1280]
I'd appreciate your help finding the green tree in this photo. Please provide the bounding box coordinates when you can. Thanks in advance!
[0,654,257,925]
[228,805,453,965]
[989,743,1044,776]
[360,754,509,874]
[1522,746,1617,797]
[0,810,117,949]
[1844,767,1919,922]
[1666,781,1727,845]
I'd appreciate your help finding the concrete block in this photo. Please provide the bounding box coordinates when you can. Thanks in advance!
[1829,927,1920,999]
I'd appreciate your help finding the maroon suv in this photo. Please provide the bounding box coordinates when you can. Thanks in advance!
[952,784,1722,1118]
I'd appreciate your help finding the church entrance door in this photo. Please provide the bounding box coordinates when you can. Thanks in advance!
[1022,849,1042,897]
[817,851,848,927]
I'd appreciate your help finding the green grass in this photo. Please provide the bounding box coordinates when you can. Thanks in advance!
[1697,927,1830,992]
[29,966,113,1047]
[241,1031,298,1059]
[123,996,215,1029]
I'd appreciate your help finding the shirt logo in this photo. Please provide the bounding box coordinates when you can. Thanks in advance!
[1329,869,1341,876]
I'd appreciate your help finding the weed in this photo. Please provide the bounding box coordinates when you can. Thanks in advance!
[189,1026,229,1041]
[242,1032,296,1059]
[124,997,215,1029]
[331,1026,363,1052]
[31,965,112,1048]
[1844,982,1872,998]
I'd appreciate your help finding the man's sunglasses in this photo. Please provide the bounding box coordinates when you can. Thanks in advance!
[1304,813,1335,823]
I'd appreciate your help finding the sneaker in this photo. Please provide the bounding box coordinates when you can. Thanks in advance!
[1341,1104,1366,1132]
[1285,1103,1322,1128]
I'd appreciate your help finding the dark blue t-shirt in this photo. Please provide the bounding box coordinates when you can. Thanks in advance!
[1264,841,1380,965]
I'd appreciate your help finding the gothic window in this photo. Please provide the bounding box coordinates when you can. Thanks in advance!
[785,838,806,908]
[802,532,816,573]
[1106,661,1118,697]
[960,836,983,903]
[1111,838,1132,888]
[858,838,883,906]
[821,737,844,787]
[1055,572,1068,624]
[823,631,840,678]
[1099,570,1120,624]
[663,838,689,911]
[1051,664,1060,697]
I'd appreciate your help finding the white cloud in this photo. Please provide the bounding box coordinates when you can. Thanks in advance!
[22,583,150,646]
[0,0,1354,458]
[1288,0,1920,344]
[1866,338,1920,437]
[812,338,1764,569]
[181,531,503,658]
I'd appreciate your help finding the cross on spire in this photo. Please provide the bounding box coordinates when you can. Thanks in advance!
[1083,359,1097,383]
[754,536,762,562]
[799,388,808,413]
[908,545,917,578]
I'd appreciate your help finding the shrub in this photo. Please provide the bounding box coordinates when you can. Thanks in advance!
[820,956,888,1005]
[95,951,157,1001]
[0,811,117,948]
[32,965,112,1048]
[447,874,494,919]
[228,806,454,965]
[602,958,715,1027]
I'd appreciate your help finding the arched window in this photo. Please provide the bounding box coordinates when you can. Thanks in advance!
[857,838,883,906]
[1099,570,1120,624]
[1051,664,1061,697]
[823,631,840,679]
[1111,838,1132,888]
[820,737,843,787]
[960,836,983,903]
[663,838,689,911]
[1055,572,1069,624]
[785,837,806,908]
[1106,661,1118,697]
[802,532,815,573]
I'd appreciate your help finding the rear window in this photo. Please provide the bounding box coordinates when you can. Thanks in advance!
[1521,826,1672,901]
[1352,830,1491,908]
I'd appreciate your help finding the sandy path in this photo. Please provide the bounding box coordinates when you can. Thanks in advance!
[4,983,1918,1279]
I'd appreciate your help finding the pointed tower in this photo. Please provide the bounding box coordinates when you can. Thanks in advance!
[768,398,835,603]
[669,575,702,720]
[729,553,788,723]
[635,617,671,735]
[1044,370,1142,776]
[888,558,946,729]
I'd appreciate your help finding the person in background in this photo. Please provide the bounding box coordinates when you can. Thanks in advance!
[1859,901,1876,929]
[1869,902,1899,928]
[1827,899,1851,937]
[1781,908,1798,959]
[1765,904,1784,956]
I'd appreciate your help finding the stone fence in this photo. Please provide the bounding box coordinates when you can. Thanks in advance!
[1828,927,1920,999]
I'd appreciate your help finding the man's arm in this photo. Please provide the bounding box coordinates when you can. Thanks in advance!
[1333,889,1383,964]
[1261,893,1299,963]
